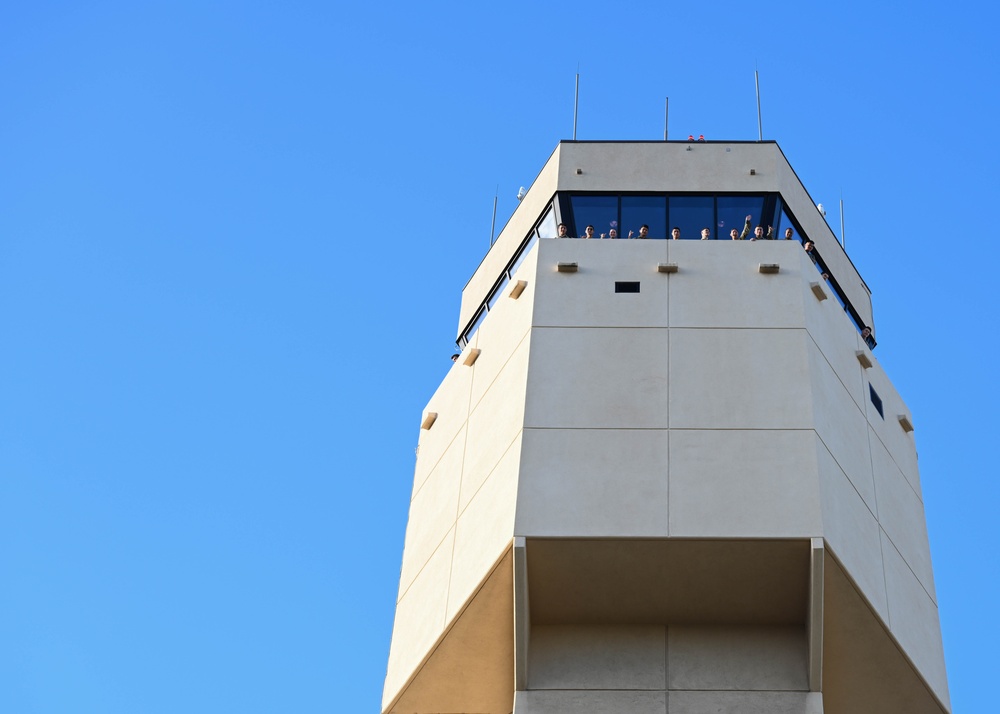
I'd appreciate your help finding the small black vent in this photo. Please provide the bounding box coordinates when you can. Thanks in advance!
[615,281,640,293]
[869,384,884,419]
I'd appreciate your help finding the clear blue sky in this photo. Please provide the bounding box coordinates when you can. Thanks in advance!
[1,2,996,712]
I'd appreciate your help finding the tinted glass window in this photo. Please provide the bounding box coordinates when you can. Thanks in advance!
[465,307,487,342]
[537,205,557,239]
[717,196,765,240]
[487,274,509,310]
[570,195,618,238]
[869,384,884,418]
[621,196,666,239]
[668,196,713,240]
[509,233,537,278]
[775,205,798,241]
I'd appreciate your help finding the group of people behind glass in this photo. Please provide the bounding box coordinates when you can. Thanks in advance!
[557,215,797,241]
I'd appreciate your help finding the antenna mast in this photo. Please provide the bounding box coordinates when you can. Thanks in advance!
[755,66,763,141]
[489,186,498,247]
[573,71,580,140]
[840,195,846,249]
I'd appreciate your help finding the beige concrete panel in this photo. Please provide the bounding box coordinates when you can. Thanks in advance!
[531,239,670,328]
[448,434,520,622]
[668,430,822,538]
[668,328,812,429]
[815,438,888,622]
[513,690,666,714]
[807,339,876,512]
[882,534,950,705]
[386,550,515,714]
[667,240,806,329]
[459,145,559,330]
[524,327,669,429]
[800,254,867,413]
[668,690,823,714]
[668,626,808,691]
[469,246,538,410]
[462,337,529,506]
[413,346,475,495]
[873,441,936,601]
[384,528,454,707]
[865,363,920,492]
[515,428,669,537]
[412,424,465,501]
[871,417,922,499]
[556,141,779,193]
[529,624,666,690]
[398,443,462,598]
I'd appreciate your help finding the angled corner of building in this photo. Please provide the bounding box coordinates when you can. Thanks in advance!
[382,141,949,714]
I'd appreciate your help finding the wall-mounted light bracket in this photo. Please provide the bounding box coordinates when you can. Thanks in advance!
[898,414,914,433]
[810,281,827,301]
[420,412,438,430]
[657,262,679,273]
[557,262,578,273]
[509,280,527,299]
[855,350,873,369]
[758,263,780,274]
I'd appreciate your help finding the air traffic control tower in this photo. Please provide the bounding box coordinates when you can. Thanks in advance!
[382,141,949,714]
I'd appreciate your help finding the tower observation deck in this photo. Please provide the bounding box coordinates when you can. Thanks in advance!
[383,141,949,714]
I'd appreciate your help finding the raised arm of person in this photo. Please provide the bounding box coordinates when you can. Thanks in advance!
[739,215,752,240]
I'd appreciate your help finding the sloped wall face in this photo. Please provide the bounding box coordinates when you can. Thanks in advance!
[382,244,539,711]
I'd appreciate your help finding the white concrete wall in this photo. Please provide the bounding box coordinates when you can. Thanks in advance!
[517,240,826,540]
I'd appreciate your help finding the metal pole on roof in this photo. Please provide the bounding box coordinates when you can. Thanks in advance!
[573,72,580,141]
[664,97,669,140]
[840,196,846,249]
[755,67,763,141]
[489,186,498,247]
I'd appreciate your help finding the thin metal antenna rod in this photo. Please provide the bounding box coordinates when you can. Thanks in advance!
[573,72,580,140]
[840,195,846,249]
[489,186,498,247]
[664,97,669,140]
[755,67,763,141]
